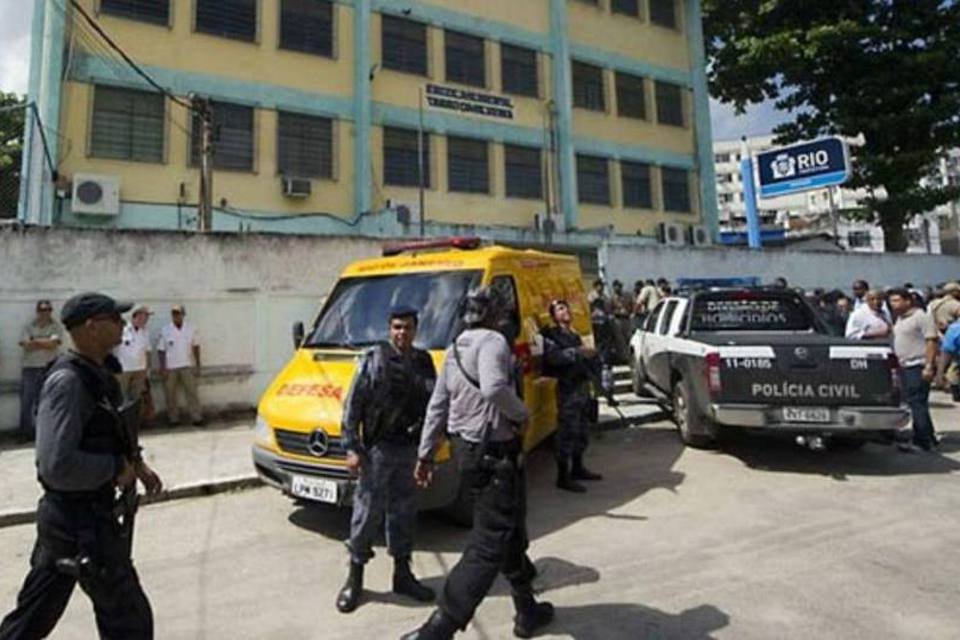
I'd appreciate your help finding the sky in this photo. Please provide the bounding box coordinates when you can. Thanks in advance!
[0,0,787,140]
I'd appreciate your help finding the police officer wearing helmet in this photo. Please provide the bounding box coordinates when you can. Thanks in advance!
[0,293,162,640]
[402,287,553,640]
[542,299,604,493]
[336,305,437,613]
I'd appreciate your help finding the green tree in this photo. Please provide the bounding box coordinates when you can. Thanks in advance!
[703,1,960,251]
[0,92,27,219]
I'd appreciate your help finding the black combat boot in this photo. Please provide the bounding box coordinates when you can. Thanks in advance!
[399,609,459,640]
[335,561,364,613]
[512,589,555,638]
[555,459,586,493]
[952,385,960,402]
[393,556,435,602]
[571,455,603,481]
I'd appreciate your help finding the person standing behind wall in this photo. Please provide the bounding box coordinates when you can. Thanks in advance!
[114,306,152,405]
[156,305,203,426]
[17,300,63,441]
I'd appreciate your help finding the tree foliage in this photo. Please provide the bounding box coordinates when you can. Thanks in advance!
[0,92,27,219]
[703,0,960,251]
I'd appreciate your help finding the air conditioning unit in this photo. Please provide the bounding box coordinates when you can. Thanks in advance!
[393,201,421,226]
[71,173,120,216]
[657,221,685,247]
[688,224,712,246]
[282,177,311,198]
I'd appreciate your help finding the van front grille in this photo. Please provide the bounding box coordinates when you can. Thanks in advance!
[274,429,347,459]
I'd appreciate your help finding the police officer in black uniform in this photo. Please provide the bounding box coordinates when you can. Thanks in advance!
[401,287,553,640]
[336,305,437,613]
[541,299,604,493]
[0,292,162,640]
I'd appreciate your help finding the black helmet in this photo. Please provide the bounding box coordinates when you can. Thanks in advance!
[462,285,504,327]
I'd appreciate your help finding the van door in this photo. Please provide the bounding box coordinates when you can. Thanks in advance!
[646,299,680,391]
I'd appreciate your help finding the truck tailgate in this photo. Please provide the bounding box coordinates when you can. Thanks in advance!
[705,337,896,406]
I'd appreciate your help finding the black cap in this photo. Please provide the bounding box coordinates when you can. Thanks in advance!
[61,292,133,330]
[389,304,419,322]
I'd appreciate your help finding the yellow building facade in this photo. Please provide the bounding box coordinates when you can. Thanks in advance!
[23,0,718,244]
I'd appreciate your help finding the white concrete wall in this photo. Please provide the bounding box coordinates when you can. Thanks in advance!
[0,226,382,432]
[603,242,960,291]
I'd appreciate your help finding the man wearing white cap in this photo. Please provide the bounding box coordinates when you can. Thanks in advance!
[156,304,203,426]
[114,306,152,405]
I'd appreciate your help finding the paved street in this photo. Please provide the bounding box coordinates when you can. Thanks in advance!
[1,398,959,639]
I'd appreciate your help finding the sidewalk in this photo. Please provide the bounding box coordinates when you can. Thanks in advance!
[0,420,260,528]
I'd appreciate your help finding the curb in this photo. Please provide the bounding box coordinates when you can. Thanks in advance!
[0,475,263,530]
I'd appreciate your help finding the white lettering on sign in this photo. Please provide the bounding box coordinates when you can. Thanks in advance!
[750,382,861,400]
[796,150,829,171]
[850,359,869,370]
[724,358,773,370]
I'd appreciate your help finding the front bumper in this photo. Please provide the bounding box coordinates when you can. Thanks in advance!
[251,443,462,511]
[710,404,910,433]
[252,444,357,507]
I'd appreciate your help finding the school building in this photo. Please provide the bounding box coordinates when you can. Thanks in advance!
[20,0,718,246]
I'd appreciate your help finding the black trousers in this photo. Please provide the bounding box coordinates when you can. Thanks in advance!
[440,437,536,628]
[0,492,153,640]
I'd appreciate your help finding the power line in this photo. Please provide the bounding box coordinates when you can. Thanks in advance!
[67,0,195,112]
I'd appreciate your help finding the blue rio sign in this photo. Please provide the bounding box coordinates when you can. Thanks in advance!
[756,137,851,199]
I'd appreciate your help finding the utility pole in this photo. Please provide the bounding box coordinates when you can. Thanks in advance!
[417,87,426,238]
[193,96,214,232]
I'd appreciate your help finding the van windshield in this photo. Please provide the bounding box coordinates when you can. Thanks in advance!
[305,270,483,350]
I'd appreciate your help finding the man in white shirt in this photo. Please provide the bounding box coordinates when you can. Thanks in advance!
[845,289,892,340]
[114,306,153,404]
[157,304,203,426]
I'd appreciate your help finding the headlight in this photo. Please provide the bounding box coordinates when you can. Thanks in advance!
[253,414,273,446]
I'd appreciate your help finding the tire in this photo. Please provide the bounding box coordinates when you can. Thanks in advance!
[632,357,653,398]
[672,379,717,449]
[440,477,474,528]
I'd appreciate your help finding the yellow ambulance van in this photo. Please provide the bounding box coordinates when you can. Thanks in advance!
[251,237,592,517]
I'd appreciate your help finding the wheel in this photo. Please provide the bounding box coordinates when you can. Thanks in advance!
[672,379,717,449]
[632,357,653,398]
[440,476,474,528]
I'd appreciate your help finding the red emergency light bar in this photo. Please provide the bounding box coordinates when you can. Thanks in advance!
[382,236,483,257]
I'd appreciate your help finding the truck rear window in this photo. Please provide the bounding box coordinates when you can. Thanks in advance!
[690,292,816,332]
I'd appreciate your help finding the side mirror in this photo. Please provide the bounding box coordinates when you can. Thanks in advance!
[292,321,305,350]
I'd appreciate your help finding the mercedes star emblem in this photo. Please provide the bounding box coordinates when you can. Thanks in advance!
[307,429,329,457]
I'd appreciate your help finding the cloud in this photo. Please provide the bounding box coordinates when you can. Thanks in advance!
[0,0,33,95]
[709,98,792,142]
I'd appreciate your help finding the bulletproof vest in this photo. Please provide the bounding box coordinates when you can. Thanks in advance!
[45,354,126,457]
[376,344,434,443]
[541,326,590,386]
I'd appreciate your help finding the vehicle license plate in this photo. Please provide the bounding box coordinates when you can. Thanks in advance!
[782,407,831,423]
[291,475,338,504]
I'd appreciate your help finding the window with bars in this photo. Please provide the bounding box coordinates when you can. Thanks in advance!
[662,167,691,212]
[611,0,640,17]
[615,72,646,120]
[650,0,677,29]
[445,30,485,88]
[196,0,257,41]
[278,112,333,178]
[447,136,489,193]
[501,44,538,97]
[90,85,165,163]
[382,15,428,76]
[190,101,254,171]
[621,161,652,209]
[383,127,430,187]
[100,0,169,25]
[280,0,333,57]
[504,145,542,200]
[577,155,610,205]
[655,80,685,127]
[572,61,605,111]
